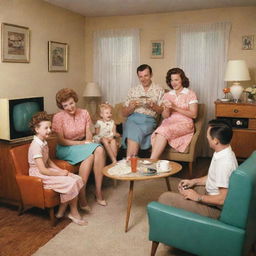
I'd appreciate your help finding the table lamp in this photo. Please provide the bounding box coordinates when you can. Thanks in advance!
[83,82,102,116]
[224,60,250,103]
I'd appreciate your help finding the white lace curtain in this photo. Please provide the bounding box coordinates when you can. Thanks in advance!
[93,28,140,105]
[176,22,231,156]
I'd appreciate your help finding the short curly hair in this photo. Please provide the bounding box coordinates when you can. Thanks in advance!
[56,88,78,109]
[166,68,189,89]
[99,103,113,113]
[29,111,51,133]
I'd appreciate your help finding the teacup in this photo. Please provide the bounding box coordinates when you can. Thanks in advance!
[156,160,170,172]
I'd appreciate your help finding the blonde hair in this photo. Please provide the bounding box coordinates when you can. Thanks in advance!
[99,103,113,113]
[29,111,51,133]
[56,88,78,109]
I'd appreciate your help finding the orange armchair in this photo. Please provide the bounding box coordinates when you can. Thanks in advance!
[10,138,76,225]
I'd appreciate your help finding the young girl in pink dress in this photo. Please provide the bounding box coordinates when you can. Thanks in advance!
[28,111,87,226]
[150,68,198,159]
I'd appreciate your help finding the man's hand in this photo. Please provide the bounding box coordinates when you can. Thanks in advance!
[129,100,140,110]
[179,188,200,201]
[178,179,195,190]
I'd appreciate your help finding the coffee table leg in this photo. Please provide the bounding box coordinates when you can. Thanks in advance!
[125,180,134,232]
[165,177,171,191]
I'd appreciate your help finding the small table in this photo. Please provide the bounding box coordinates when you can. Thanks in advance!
[102,159,182,232]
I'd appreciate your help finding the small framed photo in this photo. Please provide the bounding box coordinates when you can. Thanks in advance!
[1,23,30,63]
[151,40,164,58]
[242,35,254,50]
[48,41,68,72]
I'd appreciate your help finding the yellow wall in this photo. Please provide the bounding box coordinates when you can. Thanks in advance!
[0,0,85,113]
[85,7,256,89]
[0,2,255,112]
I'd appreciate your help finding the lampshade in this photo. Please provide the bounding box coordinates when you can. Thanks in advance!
[224,60,250,82]
[224,60,250,103]
[83,82,101,97]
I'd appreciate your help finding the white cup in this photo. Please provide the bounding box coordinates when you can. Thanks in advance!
[156,160,170,172]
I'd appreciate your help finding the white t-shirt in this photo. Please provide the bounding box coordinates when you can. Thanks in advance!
[206,146,238,195]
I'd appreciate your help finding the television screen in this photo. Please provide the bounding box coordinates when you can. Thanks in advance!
[9,97,44,140]
[13,102,41,132]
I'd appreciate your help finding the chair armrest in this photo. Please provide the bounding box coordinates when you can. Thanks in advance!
[147,201,245,256]
[52,159,76,173]
[16,175,45,209]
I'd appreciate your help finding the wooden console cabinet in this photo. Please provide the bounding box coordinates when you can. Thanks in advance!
[215,101,256,158]
[0,140,29,206]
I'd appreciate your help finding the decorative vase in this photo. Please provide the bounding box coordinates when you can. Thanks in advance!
[230,83,243,103]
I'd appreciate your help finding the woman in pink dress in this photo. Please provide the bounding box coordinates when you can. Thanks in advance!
[52,88,106,210]
[150,68,198,159]
[28,112,87,225]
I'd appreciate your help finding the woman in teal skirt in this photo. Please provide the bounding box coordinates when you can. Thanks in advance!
[52,88,107,209]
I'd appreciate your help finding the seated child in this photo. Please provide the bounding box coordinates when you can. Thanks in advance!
[28,111,87,226]
[93,103,120,163]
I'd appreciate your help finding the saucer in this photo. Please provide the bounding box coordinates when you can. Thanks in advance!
[141,160,152,165]
[140,169,157,176]
[157,167,172,173]
[220,98,230,102]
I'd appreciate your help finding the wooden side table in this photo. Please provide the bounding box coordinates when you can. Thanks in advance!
[215,101,256,158]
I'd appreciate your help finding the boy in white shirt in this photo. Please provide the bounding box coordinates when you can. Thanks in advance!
[159,119,238,219]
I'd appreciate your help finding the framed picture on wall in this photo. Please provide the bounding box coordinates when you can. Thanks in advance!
[48,41,68,72]
[150,40,164,58]
[242,35,254,50]
[1,23,30,63]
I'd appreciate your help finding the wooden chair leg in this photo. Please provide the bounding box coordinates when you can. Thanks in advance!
[188,162,193,178]
[17,204,24,216]
[49,207,57,226]
[151,241,159,256]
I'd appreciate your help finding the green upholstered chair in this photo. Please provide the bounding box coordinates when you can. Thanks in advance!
[147,151,256,256]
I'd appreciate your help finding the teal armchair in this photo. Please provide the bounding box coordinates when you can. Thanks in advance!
[147,151,256,256]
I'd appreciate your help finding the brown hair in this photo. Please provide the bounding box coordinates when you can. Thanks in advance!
[56,88,78,109]
[29,111,51,133]
[166,68,190,89]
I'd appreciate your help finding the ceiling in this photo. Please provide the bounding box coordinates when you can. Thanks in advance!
[44,0,256,17]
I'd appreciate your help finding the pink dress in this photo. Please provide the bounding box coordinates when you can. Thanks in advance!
[52,108,101,165]
[28,136,84,203]
[151,88,198,152]
[52,108,91,140]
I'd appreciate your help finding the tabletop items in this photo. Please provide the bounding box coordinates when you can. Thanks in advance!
[108,159,172,176]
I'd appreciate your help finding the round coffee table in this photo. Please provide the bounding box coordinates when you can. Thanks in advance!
[102,159,182,232]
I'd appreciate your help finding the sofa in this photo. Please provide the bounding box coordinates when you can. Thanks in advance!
[111,102,205,173]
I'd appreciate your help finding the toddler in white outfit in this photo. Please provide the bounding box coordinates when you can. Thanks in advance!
[93,103,120,163]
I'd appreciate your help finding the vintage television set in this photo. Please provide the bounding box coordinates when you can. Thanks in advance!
[0,96,44,141]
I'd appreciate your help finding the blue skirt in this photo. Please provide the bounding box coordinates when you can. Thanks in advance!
[122,112,156,150]
[56,143,101,165]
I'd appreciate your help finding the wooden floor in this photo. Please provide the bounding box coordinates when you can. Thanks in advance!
[0,203,70,256]
[0,158,255,256]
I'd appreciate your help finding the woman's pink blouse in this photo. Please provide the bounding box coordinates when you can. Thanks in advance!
[52,108,91,140]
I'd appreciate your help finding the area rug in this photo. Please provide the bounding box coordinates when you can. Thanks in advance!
[33,177,191,256]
